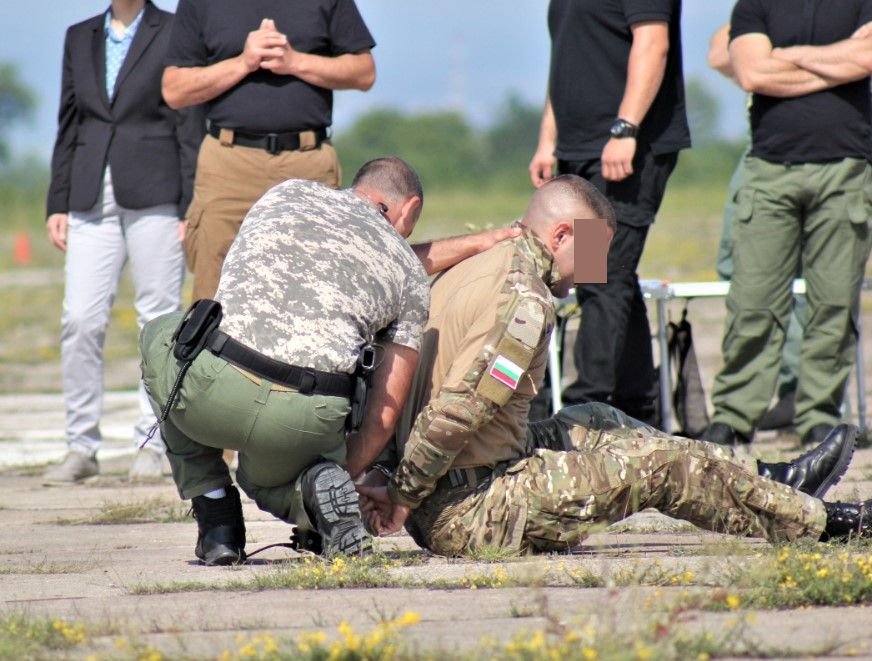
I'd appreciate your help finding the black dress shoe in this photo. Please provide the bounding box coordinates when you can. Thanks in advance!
[757,424,857,498]
[702,422,750,446]
[801,423,834,447]
[820,499,872,541]
[758,390,796,430]
[191,485,246,565]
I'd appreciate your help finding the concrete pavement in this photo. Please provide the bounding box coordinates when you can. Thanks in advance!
[1,391,872,659]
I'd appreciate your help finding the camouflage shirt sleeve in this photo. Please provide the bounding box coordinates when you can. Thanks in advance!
[379,272,431,352]
[388,286,553,509]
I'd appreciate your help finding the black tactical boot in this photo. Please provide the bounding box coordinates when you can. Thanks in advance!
[820,500,872,541]
[191,485,246,565]
[301,462,371,556]
[702,422,750,446]
[757,424,856,499]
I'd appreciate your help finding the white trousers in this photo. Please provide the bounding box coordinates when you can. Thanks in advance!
[62,171,184,456]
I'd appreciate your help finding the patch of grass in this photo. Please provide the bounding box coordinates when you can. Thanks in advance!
[127,579,224,595]
[56,496,189,525]
[221,596,799,661]
[250,554,396,590]
[730,543,872,609]
[0,613,90,658]
[0,559,93,575]
[463,544,523,562]
[610,559,699,588]
[224,611,426,661]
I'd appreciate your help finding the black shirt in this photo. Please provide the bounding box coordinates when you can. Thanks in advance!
[731,0,872,163]
[548,0,691,161]
[166,0,375,133]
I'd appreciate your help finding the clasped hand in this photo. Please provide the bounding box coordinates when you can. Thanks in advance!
[242,18,299,75]
[357,483,411,536]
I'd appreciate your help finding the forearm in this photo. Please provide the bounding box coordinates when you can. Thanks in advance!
[284,51,375,91]
[616,22,669,125]
[344,344,417,479]
[535,94,557,153]
[730,34,831,97]
[162,60,251,109]
[708,23,735,80]
[774,37,872,83]
[412,226,516,276]
[739,59,830,96]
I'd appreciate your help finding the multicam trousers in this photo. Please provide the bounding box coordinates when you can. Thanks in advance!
[407,403,827,556]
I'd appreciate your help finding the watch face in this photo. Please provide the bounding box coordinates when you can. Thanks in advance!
[610,119,636,138]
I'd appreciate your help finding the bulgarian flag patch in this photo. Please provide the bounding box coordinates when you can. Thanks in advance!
[489,354,524,390]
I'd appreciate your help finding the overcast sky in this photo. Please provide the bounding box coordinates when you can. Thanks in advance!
[0,1,745,160]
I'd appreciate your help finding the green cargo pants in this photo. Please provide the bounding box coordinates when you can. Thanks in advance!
[711,156,872,438]
[140,312,350,524]
[407,403,826,557]
[716,148,808,402]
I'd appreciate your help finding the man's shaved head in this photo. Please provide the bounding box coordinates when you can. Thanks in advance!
[522,175,615,236]
[351,157,424,206]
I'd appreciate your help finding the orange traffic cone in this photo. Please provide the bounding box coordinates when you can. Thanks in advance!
[13,231,32,266]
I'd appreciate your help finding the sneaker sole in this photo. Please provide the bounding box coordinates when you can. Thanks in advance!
[811,426,857,499]
[42,474,100,487]
[309,464,372,555]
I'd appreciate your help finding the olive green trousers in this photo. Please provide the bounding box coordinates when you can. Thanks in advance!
[140,312,350,524]
[711,156,872,438]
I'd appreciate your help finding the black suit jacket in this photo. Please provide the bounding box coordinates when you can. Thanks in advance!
[46,1,203,217]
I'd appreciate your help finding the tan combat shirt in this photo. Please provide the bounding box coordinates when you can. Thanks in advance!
[388,229,560,508]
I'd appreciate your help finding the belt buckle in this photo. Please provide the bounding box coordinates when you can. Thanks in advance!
[299,369,316,394]
[265,133,280,155]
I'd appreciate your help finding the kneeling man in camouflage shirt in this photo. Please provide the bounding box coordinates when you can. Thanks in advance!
[142,157,443,564]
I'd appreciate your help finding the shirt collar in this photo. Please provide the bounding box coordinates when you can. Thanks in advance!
[512,222,561,290]
[104,6,145,44]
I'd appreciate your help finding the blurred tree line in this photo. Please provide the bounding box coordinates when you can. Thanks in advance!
[0,63,46,230]
[335,76,748,192]
[0,67,746,231]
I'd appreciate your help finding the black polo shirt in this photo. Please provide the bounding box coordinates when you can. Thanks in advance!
[166,0,375,134]
[547,0,691,161]
[731,0,872,163]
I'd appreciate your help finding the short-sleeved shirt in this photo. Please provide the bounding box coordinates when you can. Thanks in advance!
[548,0,691,161]
[215,179,430,374]
[731,0,872,163]
[165,0,375,133]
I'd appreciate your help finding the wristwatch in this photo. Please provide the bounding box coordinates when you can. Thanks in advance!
[609,118,639,139]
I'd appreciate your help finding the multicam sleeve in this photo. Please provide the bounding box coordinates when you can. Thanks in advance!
[387,289,553,509]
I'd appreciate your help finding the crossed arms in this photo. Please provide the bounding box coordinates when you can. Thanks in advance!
[729,22,872,97]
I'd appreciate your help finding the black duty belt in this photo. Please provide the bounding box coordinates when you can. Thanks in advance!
[206,124,328,154]
[206,330,354,398]
[446,465,493,489]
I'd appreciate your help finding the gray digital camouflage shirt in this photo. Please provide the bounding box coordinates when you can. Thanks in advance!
[215,179,430,373]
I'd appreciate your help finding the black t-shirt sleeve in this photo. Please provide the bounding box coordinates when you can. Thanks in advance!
[328,0,376,55]
[165,0,209,67]
[623,0,673,26]
[860,0,872,26]
[730,0,767,41]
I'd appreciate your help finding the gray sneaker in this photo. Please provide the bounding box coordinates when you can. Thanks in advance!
[128,447,165,483]
[301,462,371,556]
[42,452,99,486]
